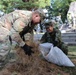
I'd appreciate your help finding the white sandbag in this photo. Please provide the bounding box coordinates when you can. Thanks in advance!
[39,43,75,67]
[39,43,53,56]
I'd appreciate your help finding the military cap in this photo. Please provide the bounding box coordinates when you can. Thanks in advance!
[44,20,54,28]
[35,8,46,22]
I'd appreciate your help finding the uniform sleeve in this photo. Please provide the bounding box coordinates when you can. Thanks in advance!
[10,18,28,47]
[40,33,47,43]
[55,28,62,43]
[11,32,25,47]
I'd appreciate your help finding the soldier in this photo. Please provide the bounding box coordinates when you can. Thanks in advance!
[0,9,45,67]
[40,20,68,55]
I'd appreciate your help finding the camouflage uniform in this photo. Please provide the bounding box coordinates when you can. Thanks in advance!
[40,28,68,55]
[0,10,34,65]
[0,9,44,67]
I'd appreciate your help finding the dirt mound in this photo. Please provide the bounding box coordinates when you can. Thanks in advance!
[0,44,76,75]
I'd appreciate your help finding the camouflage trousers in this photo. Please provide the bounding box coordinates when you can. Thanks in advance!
[0,27,11,68]
[58,43,68,55]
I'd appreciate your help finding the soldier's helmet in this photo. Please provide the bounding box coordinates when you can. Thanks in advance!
[35,8,46,22]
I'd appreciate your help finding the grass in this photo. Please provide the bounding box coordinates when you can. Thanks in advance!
[68,46,76,52]
[68,46,76,59]
[63,45,76,75]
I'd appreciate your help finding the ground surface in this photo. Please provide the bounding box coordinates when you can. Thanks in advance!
[0,44,76,75]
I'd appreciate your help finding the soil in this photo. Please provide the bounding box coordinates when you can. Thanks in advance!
[0,44,76,75]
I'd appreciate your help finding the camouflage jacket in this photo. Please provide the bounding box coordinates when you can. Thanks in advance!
[0,10,35,47]
[40,28,63,46]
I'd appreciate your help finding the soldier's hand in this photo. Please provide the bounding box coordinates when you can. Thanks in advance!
[53,41,58,46]
[21,44,34,56]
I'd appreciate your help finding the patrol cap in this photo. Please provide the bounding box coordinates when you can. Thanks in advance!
[34,8,46,22]
[44,20,54,29]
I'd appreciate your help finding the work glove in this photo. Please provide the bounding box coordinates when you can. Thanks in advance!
[21,44,34,56]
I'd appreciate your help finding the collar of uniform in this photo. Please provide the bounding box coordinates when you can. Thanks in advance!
[28,20,34,27]
[28,21,31,27]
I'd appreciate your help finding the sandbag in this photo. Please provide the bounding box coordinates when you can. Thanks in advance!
[39,43,53,56]
[39,43,75,67]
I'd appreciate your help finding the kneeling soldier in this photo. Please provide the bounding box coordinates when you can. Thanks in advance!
[40,20,68,55]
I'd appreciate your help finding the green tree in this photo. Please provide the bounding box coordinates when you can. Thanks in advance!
[51,0,76,22]
[0,0,51,13]
[38,0,50,8]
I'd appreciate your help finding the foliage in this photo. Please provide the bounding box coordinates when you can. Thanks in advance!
[51,0,76,22]
[0,0,39,13]
[38,0,50,8]
[0,0,50,13]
